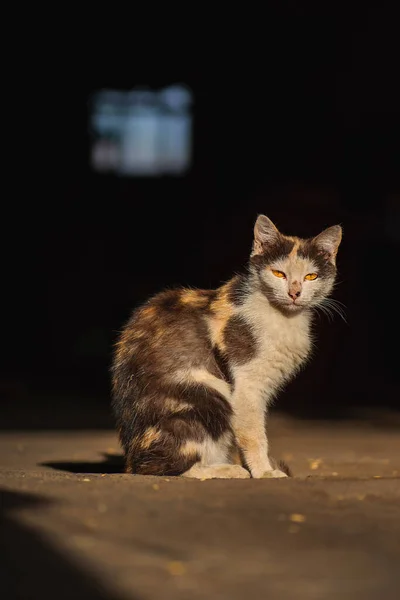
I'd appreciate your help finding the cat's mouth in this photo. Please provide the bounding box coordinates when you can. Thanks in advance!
[282,300,305,311]
[269,294,307,313]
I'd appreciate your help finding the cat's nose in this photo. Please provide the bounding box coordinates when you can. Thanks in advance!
[288,290,301,300]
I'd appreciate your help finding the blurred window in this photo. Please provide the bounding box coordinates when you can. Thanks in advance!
[90,85,192,176]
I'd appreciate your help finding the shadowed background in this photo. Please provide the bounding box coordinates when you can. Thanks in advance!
[2,7,399,429]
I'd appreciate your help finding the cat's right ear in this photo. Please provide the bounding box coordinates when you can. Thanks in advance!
[251,215,280,256]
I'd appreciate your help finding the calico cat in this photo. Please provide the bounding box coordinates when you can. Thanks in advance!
[111,215,342,479]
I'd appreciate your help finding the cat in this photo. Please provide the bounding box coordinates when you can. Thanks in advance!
[111,215,342,479]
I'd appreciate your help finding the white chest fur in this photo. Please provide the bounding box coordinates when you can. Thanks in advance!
[236,291,312,400]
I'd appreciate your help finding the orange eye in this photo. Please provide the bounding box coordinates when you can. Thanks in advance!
[305,273,318,281]
[271,269,286,278]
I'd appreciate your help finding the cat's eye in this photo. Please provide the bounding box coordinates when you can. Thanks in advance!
[271,269,286,278]
[304,273,318,281]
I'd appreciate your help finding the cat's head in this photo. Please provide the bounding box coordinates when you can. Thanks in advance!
[249,215,342,313]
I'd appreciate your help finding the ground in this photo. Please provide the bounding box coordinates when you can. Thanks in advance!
[1,413,400,600]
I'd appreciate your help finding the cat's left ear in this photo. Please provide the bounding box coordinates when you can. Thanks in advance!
[313,225,342,262]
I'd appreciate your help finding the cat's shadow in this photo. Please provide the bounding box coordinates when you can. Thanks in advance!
[41,453,125,474]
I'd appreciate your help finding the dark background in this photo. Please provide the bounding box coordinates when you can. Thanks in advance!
[2,7,399,428]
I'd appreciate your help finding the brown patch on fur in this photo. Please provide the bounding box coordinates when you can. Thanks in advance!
[226,275,249,306]
[113,337,130,365]
[223,315,257,365]
[229,444,243,465]
[250,236,295,270]
[180,440,202,457]
[180,289,211,308]
[140,305,157,319]
[288,236,301,257]
[131,329,147,340]
[209,283,233,315]
[139,427,162,450]
[164,398,192,413]
[208,284,235,350]
[212,345,234,387]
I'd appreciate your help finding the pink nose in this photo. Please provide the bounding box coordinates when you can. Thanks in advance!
[288,290,301,300]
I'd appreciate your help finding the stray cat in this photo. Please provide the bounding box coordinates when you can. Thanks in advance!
[111,215,342,479]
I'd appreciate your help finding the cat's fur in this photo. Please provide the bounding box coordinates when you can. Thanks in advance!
[111,215,342,479]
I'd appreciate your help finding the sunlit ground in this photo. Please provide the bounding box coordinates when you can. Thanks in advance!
[1,412,399,600]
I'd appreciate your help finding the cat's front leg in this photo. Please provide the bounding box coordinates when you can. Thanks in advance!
[231,383,287,479]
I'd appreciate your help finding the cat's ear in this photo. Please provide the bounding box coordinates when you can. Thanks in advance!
[251,215,281,256]
[313,225,342,262]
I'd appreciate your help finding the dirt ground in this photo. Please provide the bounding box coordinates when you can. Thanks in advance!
[1,413,400,600]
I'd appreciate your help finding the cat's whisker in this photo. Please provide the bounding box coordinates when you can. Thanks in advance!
[325,297,347,309]
[313,304,333,322]
[320,302,343,321]
[320,299,347,323]
[324,302,347,318]
[321,305,335,323]
[332,278,347,287]
[323,297,347,311]
[320,299,340,312]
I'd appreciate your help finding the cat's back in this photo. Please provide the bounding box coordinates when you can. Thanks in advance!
[114,287,217,376]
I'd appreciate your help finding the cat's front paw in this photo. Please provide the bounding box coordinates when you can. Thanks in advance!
[261,469,288,479]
